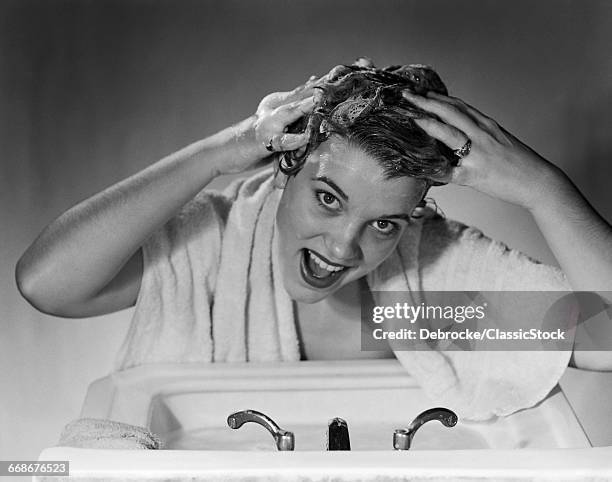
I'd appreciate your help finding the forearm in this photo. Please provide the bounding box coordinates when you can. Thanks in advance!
[529,168,612,370]
[401,90,612,368]
[16,116,258,312]
[529,167,612,294]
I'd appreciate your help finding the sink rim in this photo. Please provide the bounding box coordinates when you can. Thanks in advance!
[39,445,612,478]
[79,359,590,451]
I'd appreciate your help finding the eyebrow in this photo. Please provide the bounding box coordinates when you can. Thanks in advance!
[312,176,349,201]
[378,214,412,223]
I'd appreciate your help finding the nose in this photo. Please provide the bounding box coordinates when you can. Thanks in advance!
[324,224,361,263]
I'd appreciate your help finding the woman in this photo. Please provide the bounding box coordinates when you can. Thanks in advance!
[16,59,612,419]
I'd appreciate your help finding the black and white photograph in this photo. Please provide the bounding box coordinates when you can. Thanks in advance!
[2,0,612,480]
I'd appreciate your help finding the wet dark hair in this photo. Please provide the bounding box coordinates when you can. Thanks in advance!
[279,60,458,189]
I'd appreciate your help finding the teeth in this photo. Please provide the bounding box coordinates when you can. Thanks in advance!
[309,250,345,272]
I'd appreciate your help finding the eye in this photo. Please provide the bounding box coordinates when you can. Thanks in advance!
[371,219,399,236]
[315,190,340,210]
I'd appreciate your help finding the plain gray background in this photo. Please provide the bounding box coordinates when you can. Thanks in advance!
[1,0,611,461]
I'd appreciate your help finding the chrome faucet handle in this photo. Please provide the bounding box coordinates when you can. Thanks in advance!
[227,409,295,451]
[393,407,458,450]
[327,417,351,450]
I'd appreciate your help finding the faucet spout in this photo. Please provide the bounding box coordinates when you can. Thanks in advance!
[327,417,351,450]
[393,407,458,450]
[227,409,295,451]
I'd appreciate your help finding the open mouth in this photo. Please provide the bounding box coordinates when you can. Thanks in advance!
[299,248,350,289]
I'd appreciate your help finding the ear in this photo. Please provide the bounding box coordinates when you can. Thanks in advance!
[411,185,429,219]
[411,199,427,219]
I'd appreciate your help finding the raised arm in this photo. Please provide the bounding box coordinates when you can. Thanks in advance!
[402,90,612,370]
[16,80,317,318]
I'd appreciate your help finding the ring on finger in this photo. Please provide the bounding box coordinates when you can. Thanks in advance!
[265,137,275,152]
[452,139,471,165]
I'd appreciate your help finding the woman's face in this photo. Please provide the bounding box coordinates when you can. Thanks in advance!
[276,136,427,303]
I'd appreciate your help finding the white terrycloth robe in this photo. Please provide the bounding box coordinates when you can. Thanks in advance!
[114,168,573,420]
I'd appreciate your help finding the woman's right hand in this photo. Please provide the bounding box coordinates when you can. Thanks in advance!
[221,77,320,175]
[229,60,375,175]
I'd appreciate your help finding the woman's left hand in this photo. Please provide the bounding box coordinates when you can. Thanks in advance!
[402,91,563,211]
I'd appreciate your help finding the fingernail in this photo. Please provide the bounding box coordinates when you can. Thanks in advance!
[402,91,419,98]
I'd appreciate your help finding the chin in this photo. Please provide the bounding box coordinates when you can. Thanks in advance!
[283,279,334,304]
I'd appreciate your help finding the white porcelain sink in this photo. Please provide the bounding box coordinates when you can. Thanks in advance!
[37,360,612,480]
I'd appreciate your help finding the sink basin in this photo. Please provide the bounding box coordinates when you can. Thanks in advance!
[37,359,612,480]
[145,361,585,451]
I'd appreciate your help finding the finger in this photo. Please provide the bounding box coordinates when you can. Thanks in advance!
[271,83,310,101]
[426,91,498,130]
[425,163,468,186]
[286,74,323,98]
[412,117,469,151]
[403,91,480,138]
[274,96,315,124]
[296,75,322,92]
[263,80,316,110]
[447,165,470,185]
[272,133,309,152]
[305,74,325,86]
[275,84,317,107]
